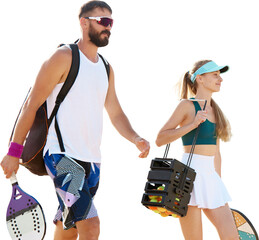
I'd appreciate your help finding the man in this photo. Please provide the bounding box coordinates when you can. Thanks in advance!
[1,1,150,239]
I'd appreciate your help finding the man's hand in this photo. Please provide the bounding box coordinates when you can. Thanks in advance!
[1,155,19,178]
[134,136,150,158]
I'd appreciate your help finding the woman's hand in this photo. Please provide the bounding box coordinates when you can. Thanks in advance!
[193,110,207,127]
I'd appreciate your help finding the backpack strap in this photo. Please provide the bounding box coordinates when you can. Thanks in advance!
[98,53,110,80]
[48,43,80,152]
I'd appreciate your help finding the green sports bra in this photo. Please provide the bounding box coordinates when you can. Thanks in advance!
[181,100,217,146]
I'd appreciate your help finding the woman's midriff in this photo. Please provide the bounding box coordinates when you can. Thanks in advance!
[183,145,217,156]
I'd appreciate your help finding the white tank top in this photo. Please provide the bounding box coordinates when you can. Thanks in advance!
[43,48,109,163]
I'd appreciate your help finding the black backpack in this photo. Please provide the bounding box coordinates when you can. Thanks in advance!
[10,43,110,175]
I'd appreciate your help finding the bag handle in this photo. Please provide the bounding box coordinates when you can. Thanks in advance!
[163,99,207,168]
[186,99,207,167]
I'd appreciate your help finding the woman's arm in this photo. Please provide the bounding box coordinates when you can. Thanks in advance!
[156,100,207,147]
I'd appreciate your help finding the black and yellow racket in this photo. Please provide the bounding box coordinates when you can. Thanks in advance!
[231,209,258,240]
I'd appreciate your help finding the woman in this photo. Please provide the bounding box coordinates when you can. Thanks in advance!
[156,60,239,240]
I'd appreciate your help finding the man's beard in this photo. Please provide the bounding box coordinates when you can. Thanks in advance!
[88,24,111,47]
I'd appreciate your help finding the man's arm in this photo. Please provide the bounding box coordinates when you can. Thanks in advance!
[1,47,72,178]
[104,65,150,158]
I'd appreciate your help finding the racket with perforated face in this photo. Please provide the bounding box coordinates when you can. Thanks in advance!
[6,173,46,240]
[231,209,258,240]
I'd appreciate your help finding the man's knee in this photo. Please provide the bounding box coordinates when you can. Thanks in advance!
[54,221,78,240]
[76,217,100,240]
[88,220,100,239]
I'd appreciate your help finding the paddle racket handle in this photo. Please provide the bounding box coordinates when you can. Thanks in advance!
[10,172,18,185]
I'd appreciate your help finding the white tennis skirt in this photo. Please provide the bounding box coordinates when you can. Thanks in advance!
[181,153,231,209]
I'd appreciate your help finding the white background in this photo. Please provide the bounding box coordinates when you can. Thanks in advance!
[0,0,258,239]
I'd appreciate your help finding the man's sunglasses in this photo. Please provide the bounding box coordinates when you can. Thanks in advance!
[84,16,113,27]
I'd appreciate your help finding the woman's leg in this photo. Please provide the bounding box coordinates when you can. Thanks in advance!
[179,206,203,240]
[203,204,239,240]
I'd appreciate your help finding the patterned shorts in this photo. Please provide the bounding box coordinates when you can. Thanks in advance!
[44,151,100,230]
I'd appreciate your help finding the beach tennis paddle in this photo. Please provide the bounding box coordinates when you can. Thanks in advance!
[231,209,258,240]
[6,173,46,240]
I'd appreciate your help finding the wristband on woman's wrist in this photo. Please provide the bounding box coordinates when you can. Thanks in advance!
[7,142,24,158]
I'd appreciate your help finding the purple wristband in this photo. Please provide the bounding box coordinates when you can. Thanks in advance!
[7,142,24,158]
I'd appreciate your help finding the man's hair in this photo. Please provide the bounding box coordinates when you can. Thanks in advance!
[79,1,112,19]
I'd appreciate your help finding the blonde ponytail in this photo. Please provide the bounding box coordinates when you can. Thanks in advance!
[211,99,232,141]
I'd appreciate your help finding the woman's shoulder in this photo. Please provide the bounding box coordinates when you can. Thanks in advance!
[172,99,195,118]
[177,98,194,109]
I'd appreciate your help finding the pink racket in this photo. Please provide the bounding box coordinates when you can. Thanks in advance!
[6,173,46,240]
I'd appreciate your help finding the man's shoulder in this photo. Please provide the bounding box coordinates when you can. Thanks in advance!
[55,45,73,60]
[44,45,72,69]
